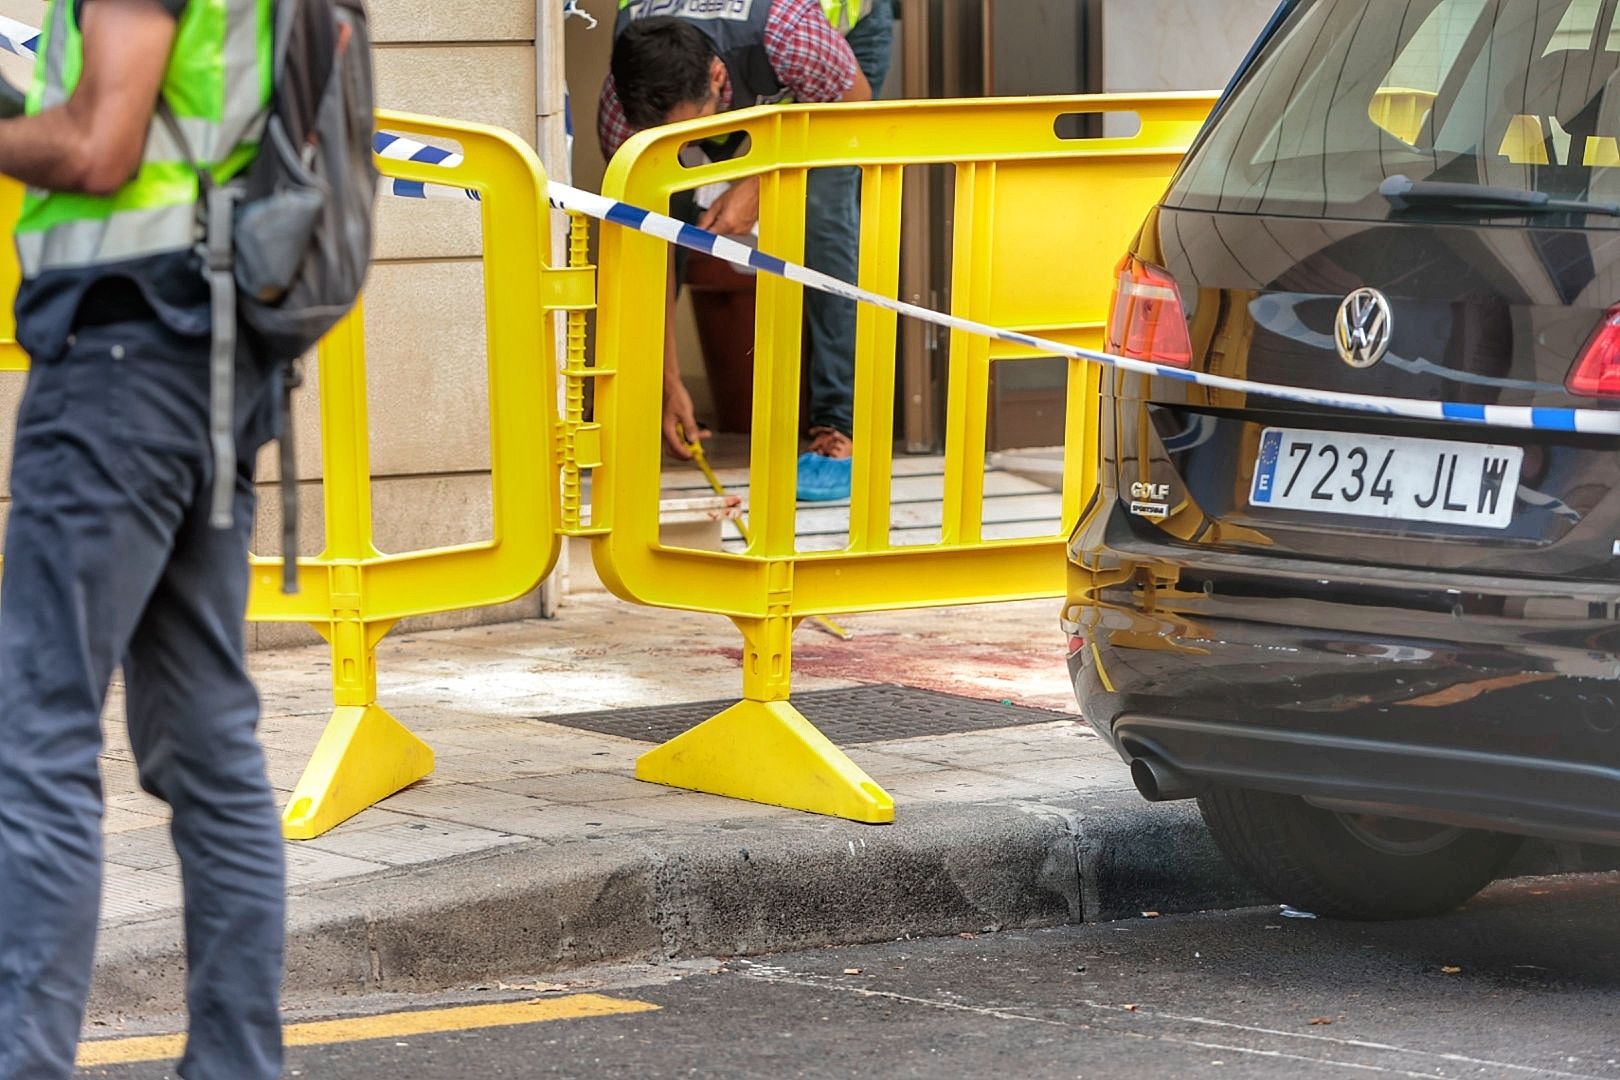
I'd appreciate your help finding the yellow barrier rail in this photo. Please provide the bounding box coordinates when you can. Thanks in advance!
[588,93,1216,822]
[0,179,25,372]
[249,110,584,837]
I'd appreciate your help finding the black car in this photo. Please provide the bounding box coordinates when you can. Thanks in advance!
[1067,0,1620,919]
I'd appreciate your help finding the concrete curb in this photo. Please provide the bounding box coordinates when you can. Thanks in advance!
[88,790,1620,1017]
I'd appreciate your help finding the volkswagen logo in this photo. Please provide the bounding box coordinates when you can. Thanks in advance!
[1335,288,1393,369]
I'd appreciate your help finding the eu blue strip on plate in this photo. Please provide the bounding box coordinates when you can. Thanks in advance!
[1251,430,1282,504]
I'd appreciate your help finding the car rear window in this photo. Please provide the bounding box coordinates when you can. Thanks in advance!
[1167,0,1620,226]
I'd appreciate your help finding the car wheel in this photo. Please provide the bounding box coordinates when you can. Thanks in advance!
[1197,785,1523,920]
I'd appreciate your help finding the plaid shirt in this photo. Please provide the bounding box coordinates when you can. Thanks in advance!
[598,0,859,159]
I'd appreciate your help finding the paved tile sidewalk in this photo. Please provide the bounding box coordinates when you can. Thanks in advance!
[97,596,1127,931]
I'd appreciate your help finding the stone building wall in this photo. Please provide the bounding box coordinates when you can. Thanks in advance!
[1102,0,1277,94]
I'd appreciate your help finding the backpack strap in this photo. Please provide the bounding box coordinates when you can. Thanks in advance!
[279,359,302,594]
[160,100,302,596]
[157,101,240,533]
[201,180,241,533]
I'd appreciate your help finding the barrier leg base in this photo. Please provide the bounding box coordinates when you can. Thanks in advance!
[281,704,435,840]
[635,699,894,824]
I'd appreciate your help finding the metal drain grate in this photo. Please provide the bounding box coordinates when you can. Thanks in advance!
[535,685,1075,745]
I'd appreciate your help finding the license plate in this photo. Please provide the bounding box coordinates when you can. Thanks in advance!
[1249,427,1522,529]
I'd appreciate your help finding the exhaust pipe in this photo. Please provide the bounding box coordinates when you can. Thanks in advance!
[1130,756,1201,802]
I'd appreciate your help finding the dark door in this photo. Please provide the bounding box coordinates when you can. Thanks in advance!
[898,0,1103,452]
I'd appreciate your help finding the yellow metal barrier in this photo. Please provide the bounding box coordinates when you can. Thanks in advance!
[589,94,1216,822]
[0,179,25,371]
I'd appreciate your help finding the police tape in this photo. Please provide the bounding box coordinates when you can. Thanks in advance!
[94,108,1620,436]
[373,125,1620,435]
[541,182,1620,436]
[374,131,481,201]
[0,15,39,62]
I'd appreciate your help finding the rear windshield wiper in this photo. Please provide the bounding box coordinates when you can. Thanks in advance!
[1379,174,1620,216]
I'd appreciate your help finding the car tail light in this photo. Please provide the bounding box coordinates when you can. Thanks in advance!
[1107,255,1194,368]
[1568,306,1620,397]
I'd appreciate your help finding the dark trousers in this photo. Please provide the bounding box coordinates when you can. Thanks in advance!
[803,1,896,436]
[0,318,285,1080]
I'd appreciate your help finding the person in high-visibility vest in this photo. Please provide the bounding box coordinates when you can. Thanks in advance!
[600,0,895,502]
[0,1,287,1077]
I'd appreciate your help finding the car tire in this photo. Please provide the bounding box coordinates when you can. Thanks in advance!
[1197,785,1523,920]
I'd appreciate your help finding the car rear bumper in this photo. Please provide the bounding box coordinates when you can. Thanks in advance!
[1067,520,1620,845]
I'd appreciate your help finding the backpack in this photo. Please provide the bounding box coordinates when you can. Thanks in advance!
[161,0,379,593]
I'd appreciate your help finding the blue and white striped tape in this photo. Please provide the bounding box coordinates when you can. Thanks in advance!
[373,131,481,201]
[541,182,1620,436]
[1,14,1616,434]
[562,0,599,28]
[0,15,39,61]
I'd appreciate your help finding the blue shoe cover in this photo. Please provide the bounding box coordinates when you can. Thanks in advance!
[796,452,852,502]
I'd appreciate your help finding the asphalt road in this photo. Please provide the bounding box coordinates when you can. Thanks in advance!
[82,873,1620,1079]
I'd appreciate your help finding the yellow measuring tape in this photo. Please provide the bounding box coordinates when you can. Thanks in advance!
[680,427,853,642]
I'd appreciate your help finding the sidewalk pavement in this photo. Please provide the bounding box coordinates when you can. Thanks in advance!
[88,596,1615,1023]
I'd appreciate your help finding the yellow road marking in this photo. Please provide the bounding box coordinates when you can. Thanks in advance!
[76,993,659,1068]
